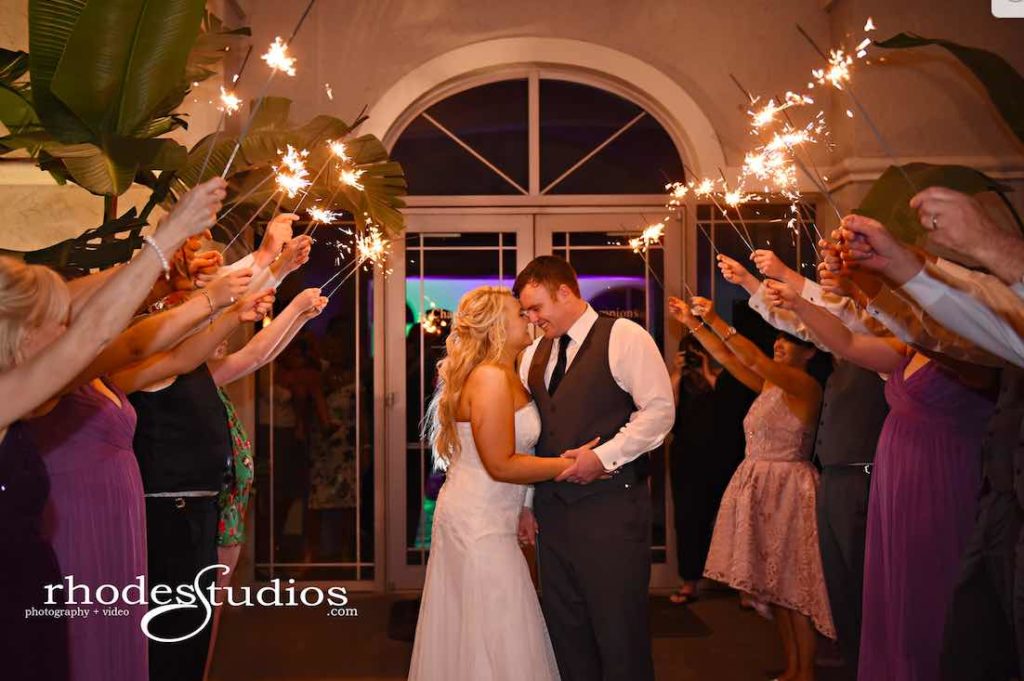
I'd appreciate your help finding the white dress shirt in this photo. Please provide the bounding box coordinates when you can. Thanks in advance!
[518,305,675,508]
[901,258,1024,368]
[748,278,888,352]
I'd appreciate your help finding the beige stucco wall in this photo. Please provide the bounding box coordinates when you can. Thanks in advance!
[2,0,1022,250]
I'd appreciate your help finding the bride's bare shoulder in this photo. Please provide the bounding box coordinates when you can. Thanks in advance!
[465,363,511,391]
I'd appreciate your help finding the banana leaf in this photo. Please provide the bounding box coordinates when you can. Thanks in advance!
[875,33,1024,146]
[0,48,29,84]
[28,0,92,143]
[852,162,1012,244]
[50,0,205,138]
[24,206,148,274]
[0,84,40,133]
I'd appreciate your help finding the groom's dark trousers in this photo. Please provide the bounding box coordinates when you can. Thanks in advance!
[528,315,656,681]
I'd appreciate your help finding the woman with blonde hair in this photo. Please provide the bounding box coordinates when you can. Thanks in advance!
[409,286,590,681]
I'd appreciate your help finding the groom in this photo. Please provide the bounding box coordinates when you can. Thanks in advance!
[514,256,674,681]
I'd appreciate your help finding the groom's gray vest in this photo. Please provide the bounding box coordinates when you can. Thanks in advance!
[528,314,648,504]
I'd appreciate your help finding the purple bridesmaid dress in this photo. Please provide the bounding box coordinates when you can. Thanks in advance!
[27,380,147,681]
[0,421,69,680]
[858,357,994,681]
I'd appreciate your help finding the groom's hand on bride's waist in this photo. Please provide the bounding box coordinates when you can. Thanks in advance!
[555,438,616,485]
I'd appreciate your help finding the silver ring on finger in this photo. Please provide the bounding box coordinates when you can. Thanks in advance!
[930,214,939,231]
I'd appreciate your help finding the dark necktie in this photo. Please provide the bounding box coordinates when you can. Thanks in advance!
[548,335,571,396]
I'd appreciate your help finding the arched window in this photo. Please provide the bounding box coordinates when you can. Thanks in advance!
[390,77,685,196]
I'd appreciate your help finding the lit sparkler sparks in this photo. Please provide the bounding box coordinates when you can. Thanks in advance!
[218,87,241,115]
[628,221,666,255]
[355,225,389,268]
[340,168,365,190]
[811,49,853,91]
[275,145,311,198]
[749,91,814,130]
[324,82,334,100]
[666,182,688,207]
[308,206,340,224]
[329,140,350,163]
[261,37,297,77]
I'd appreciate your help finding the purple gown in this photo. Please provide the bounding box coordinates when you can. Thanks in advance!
[858,357,994,681]
[0,421,69,680]
[27,381,147,681]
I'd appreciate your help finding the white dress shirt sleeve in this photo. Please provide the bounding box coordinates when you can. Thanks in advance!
[519,339,541,509]
[901,259,1024,368]
[593,319,675,471]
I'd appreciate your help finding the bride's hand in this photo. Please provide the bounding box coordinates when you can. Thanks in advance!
[517,508,539,547]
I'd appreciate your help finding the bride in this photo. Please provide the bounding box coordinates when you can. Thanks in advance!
[408,286,586,681]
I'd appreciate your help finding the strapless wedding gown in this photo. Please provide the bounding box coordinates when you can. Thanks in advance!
[408,402,560,681]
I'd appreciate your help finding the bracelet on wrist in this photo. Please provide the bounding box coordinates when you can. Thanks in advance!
[142,236,171,280]
[199,289,216,324]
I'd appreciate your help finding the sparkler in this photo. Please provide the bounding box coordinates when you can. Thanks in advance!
[219,0,318,178]
[691,178,755,252]
[796,23,917,192]
[195,45,254,183]
[719,168,756,248]
[307,206,340,225]
[323,225,392,298]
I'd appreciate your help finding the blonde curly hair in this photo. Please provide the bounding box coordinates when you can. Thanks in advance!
[423,286,514,467]
[0,256,70,371]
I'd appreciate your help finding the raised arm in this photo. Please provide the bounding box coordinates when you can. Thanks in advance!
[71,268,254,387]
[763,280,906,375]
[668,296,763,393]
[690,296,821,404]
[210,288,327,387]
[109,289,275,395]
[468,365,574,484]
[0,178,227,430]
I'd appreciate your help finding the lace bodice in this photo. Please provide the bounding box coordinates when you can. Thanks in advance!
[742,385,816,463]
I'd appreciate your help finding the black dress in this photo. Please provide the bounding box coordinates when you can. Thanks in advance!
[0,421,69,680]
[669,371,756,581]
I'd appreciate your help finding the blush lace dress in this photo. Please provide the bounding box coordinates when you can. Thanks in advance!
[704,384,835,638]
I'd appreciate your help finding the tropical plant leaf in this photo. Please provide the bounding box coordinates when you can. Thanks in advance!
[28,0,92,142]
[25,206,148,273]
[0,84,40,132]
[852,163,1010,244]
[248,96,292,131]
[875,33,1024,146]
[50,0,205,137]
[0,48,30,84]
[185,11,250,85]
[48,142,137,195]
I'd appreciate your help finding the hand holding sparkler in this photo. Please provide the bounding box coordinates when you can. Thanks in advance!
[750,249,800,289]
[205,268,255,309]
[667,296,702,330]
[689,296,716,321]
[232,288,277,323]
[163,178,228,239]
[838,215,924,285]
[291,287,328,320]
[254,213,299,267]
[274,235,314,278]
[190,250,226,288]
[716,254,759,293]
[762,279,804,311]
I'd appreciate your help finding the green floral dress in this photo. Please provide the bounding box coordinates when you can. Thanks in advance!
[217,389,254,547]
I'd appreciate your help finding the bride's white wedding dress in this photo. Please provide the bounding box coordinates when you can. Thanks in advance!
[408,402,560,681]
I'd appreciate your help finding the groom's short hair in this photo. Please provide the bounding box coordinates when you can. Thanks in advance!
[513,256,581,298]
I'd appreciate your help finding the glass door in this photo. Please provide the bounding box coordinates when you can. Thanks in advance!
[384,214,534,589]
[536,211,684,589]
